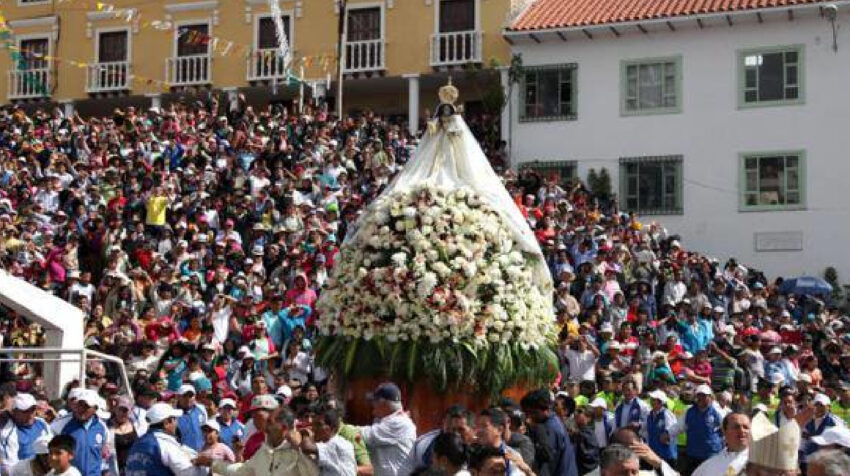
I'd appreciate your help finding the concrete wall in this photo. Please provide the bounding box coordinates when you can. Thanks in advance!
[508,9,850,282]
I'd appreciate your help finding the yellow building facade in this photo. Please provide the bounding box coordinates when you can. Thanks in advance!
[0,0,523,130]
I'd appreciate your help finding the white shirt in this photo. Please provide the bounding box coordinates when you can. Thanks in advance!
[317,434,356,476]
[565,349,596,381]
[691,448,748,476]
[8,457,47,476]
[358,411,416,476]
[45,467,82,476]
[211,306,233,344]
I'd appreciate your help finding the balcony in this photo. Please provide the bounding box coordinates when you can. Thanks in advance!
[343,39,385,74]
[166,55,211,87]
[86,61,130,93]
[430,30,482,67]
[8,68,51,100]
[247,49,288,82]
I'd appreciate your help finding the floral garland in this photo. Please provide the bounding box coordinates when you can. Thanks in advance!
[316,185,557,392]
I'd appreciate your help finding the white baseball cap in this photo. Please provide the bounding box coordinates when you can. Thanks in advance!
[250,394,279,412]
[146,403,183,424]
[13,393,37,411]
[811,426,850,448]
[276,385,293,399]
[648,390,668,404]
[814,393,832,406]
[178,384,196,396]
[202,420,221,432]
[77,389,103,409]
[219,398,237,409]
[32,436,51,455]
[695,385,713,396]
[68,387,85,401]
[589,398,608,409]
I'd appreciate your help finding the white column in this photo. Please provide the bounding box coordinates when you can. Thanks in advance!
[403,73,420,136]
[146,94,162,110]
[60,100,74,118]
[499,66,511,147]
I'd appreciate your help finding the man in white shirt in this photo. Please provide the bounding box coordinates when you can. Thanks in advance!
[565,335,600,382]
[691,412,751,476]
[302,406,356,476]
[356,383,416,476]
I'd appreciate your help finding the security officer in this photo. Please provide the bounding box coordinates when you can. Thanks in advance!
[215,399,245,451]
[671,385,724,475]
[175,384,208,452]
[644,390,678,467]
[50,389,110,476]
[0,393,52,469]
[125,402,208,476]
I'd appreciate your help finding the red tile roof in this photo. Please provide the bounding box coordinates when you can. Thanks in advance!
[509,0,829,31]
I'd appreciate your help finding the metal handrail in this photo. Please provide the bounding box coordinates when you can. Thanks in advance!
[0,347,133,400]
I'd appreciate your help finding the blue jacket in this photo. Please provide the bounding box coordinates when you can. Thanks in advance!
[544,415,578,476]
[685,405,723,459]
[646,409,677,461]
[53,415,109,476]
[125,431,175,476]
[217,417,246,450]
[176,404,207,451]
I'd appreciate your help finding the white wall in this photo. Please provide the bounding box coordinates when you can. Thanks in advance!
[509,10,850,284]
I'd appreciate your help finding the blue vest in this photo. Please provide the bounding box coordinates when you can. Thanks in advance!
[217,417,245,450]
[177,405,206,451]
[647,410,677,461]
[685,405,723,459]
[16,419,50,460]
[806,414,839,437]
[615,399,644,430]
[59,417,108,476]
[125,431,176,476]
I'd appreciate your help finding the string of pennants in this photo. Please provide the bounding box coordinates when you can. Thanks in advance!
[0,0,338,94]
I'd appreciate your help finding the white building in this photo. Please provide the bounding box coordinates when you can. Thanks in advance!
[501,0,850,284]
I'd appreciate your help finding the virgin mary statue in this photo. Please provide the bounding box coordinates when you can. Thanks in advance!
[349,80,552,291]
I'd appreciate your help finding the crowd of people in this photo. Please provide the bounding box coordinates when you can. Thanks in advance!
[0,91,847,476]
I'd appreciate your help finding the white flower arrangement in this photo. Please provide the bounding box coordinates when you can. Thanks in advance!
[316,185,554,352]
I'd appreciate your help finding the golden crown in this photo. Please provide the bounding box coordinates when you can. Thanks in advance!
[438,77,459,106]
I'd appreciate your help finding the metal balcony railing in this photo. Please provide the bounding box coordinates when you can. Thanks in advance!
[247,49,289,81]
[166,54,211,86]
[8,68,50,100]
[343,38,385,74]
[430,30,482,67]
[86,61,130,93]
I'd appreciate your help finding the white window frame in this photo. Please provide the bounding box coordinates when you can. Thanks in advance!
[173,18,212,58]
[433,0,480,34]
[344,1,386,43]
[253,10,295,53]
[94,26,132,64]
[15,33,52,70]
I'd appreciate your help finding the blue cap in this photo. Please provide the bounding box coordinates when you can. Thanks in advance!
[369,382,402,402]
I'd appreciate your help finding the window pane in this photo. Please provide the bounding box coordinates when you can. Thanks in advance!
[787,168,799,190]
[626,66,638,100]
[785,51,798,63]
[539,70,560,117]
[98,31,128,62]
[177,24,209,56]
[746,171,758,192]
[785,87,798,99]
[786,156,798,168]
[786,65,798,85]
[745,91,757,102]
[638,64,663,109]
[757,52,784,101]
[347,7,381,41]
[786,192,800,204]
[745,68,757,88]
[439,0,475,32]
